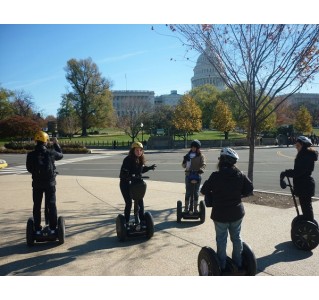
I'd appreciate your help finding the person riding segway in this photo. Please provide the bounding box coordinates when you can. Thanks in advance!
[199,147,256,275]
[177,140,206,223]
[280,136,319,251]
[26,131,65,246]
[117,141,156,241]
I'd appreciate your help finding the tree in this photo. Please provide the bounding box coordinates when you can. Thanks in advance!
[188,84,219,128]
[148,104,175,136]
[0,115,40,140]
[64,57,114,136]
[173,95,202,146]
[116,98,152,142]
[0,87,14,120]
[11,90,35,118]
[57,93,81,137]
[169,24,319,181]
[212,100,236,139]
[294,106,313,134]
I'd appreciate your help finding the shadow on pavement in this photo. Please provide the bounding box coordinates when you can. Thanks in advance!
[256,241,313,274]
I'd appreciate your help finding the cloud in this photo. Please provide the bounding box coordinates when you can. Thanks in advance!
[98,51,147,64]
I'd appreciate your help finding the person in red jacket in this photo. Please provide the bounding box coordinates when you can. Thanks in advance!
[200,147,253,272]
[281,136,318,221]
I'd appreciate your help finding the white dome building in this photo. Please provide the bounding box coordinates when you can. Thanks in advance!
[191,49,225,91]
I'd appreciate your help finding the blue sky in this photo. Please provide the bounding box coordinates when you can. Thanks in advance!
[1,1,319,117]
[0,24,198,117]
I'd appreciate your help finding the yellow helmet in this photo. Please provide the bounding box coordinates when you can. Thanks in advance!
[131,142,143,149]
[34,131,49,143]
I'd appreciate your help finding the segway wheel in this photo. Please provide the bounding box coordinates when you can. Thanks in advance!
[199,200,205,224]
[145,211,154,239]
[116,214,127,242]
[291,220,319,251]
[57,216,65,245]
[242,242,257,276]
[198,247,221,276]
[177,200,182,223]
[26,217,35,246]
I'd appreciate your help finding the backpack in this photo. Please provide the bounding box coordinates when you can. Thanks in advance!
[33,150,55,180]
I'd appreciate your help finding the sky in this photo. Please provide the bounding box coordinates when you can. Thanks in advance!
[1,1,319,118]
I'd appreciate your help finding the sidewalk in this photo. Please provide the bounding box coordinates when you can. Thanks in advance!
[0,174,318,276]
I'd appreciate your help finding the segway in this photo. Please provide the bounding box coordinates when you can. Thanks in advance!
[116,176,154,242]
[198,242,257,276]
[177,171,205,223]
[26,205,65,246]
[280,176,319,251]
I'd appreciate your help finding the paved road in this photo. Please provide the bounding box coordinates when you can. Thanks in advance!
[1,146,318,197]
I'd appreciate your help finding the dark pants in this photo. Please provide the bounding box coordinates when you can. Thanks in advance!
[33,186,57,231]
[299,195,314,221]
[120,181,145,223]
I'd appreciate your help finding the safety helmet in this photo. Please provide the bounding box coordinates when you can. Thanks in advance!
[34,131,49,143]
[191,139,201,148]
[131,141,143,149]
[220,147,239,161]
[296,136,312,147]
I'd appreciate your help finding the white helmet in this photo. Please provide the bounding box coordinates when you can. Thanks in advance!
[296,136,312,147]
[220,147,239,161]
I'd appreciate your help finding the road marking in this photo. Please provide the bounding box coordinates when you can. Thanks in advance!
[0,155,110,175]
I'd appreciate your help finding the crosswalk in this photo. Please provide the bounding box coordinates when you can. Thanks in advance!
[0,155,110,175]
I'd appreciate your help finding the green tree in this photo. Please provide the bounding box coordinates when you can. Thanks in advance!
[188,84,219,128]
[64,57,114,136]
[0,87,14,120]
[212,100,236,139]
[173,95,202,146]
[169,24,319,181]
[294,106,313,134]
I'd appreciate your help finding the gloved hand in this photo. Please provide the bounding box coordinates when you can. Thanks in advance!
[150,164,157,170]
[280,171,286,180]
[183,155,190,162]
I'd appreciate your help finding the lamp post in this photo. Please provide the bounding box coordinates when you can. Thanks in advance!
[141,122,144,142]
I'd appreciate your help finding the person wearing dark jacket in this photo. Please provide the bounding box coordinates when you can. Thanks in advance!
[182,140,206,213]
[119,142,156,228]
[281,136,318,221]
[200,147,253,272]
[26,131,63,234]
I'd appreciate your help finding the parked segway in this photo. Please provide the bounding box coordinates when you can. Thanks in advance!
[26,203,65,246]
[116,175,154,242]
[280,175,319,251]
[177,171,205,223]
[198,242,257,276]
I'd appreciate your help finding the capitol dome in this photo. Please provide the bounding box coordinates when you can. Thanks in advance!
[191,49,225,91]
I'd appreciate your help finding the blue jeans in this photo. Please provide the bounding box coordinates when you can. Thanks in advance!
[213,218,243,269]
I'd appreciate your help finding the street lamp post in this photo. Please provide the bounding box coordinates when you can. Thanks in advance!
[141,122,144,143]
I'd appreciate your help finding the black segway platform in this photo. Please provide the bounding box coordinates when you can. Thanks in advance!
[198,242,257,276]
[26,216,65,246]
[280,176,319,251]
[177,200,205,223]
[116,212,154,242]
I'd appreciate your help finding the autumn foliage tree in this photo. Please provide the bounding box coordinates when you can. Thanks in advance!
[169,24,319,181]
[294,106,313,135]
[212,100,236,140]
[173,95,202,146]
[0,115,40,140]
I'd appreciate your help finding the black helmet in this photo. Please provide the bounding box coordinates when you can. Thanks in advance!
[296,136,312,147]
[191,140,201,148]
